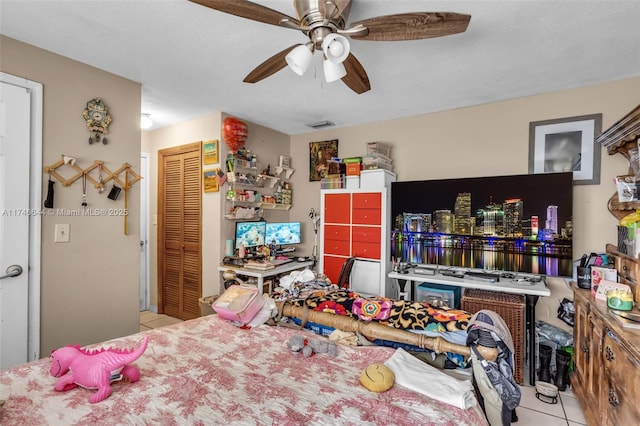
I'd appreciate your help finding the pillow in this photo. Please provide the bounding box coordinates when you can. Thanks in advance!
[352,298,392,321]
[360,363,395,392]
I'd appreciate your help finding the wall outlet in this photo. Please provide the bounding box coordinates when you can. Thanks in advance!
[54,224,70,243]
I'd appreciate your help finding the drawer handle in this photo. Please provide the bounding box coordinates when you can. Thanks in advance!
[605,346,615,362]
[623,265,629,272]
[581,344,589,354]
[608,389,619,407]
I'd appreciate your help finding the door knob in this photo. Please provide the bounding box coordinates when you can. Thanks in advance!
[0,265,23,280]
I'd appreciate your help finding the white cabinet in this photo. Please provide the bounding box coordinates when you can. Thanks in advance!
[319,188,393,297]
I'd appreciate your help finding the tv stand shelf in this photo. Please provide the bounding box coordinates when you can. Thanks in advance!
[388,266,550,386]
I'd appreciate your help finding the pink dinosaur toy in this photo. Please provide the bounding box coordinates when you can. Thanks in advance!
[50,336,148,403]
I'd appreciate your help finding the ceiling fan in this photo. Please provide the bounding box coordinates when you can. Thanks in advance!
[189,0,471,94]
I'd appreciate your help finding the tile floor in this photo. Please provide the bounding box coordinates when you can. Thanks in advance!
[138,311,586,425]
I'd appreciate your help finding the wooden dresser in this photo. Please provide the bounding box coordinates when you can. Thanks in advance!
[572,249,640,425]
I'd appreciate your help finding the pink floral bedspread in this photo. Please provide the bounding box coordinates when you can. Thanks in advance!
[0,315,488,425]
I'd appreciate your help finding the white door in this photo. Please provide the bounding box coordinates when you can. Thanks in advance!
[0,73,42,369]
[139,152,150,311]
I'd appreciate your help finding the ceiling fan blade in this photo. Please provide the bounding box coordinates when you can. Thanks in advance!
[189,0,297,28]
[341,53,370,94]
[349,12,471,41]
[243,45,298,84]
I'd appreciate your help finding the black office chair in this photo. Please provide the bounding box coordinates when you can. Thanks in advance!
[336,257,357,289]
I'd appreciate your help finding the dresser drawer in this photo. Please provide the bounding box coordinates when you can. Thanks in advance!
[352,192,381,210]
[617,256,638,283]
[323,238,351,256]
[351,226,380,243]
[352,208,381,225]
[324,224,350,241]
[602,331,640,425]
[352,241,381,259]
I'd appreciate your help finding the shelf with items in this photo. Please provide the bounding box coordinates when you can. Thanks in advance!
[224,206,263,220]
[223,151,295,219]
[259,202,292,211]
[275,166,295,179]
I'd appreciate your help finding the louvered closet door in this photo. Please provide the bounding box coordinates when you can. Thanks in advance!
[159,143,202,320]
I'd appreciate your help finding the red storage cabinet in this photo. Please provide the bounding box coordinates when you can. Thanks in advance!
[319,188,392,297]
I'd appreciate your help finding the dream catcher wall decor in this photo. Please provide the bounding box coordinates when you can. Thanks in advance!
[83,98,112,144]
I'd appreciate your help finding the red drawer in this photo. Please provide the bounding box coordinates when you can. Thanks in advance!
[324,224,350,240]
[323,237,351,256]
[351,226,380,243]
[352,208,381,225]
[324,193,351,223]
[322,255,347,283]
[352,192,381,209]
[352,241,381,259]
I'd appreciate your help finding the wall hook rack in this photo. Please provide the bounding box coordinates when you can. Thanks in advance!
[43,157,142,191]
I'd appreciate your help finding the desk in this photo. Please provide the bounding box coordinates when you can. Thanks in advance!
[218,260,314,293]
[388,268,551,386]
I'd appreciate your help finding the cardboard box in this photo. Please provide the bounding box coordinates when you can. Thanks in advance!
[360,169,396,188]
[346,163,362,176]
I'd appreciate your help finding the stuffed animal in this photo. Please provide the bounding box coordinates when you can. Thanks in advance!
[50,336,148,403]
[286,335,338,357]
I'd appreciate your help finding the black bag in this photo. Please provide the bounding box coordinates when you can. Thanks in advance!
[557,298,575,327]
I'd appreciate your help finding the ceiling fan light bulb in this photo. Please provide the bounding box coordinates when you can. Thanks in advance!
[285,44,313,76]
[321,33,350,64]
[323,60,346,83]
[328,41,344,57]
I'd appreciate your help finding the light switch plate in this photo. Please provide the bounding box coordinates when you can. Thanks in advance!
[55,224,70,243]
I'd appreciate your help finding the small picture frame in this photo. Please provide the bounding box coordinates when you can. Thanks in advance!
[203,139,219,165]
[203,169,219,192]
[528,114,602,185]
[279,155,291,168]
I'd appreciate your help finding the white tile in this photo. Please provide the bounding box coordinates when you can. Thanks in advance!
[140,311,164,324]
[561,393,587,424]
[519,384,566,419]
[568,422,584,426]
[145,316,183,328]
[514,407,568,426]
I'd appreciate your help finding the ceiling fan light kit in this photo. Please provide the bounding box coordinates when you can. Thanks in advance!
[190,0,471,94]
[323,60,347,83]
[322,33,350,64]
[285,43,314,76]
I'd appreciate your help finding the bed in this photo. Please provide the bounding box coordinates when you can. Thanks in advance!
[0,310,490,425]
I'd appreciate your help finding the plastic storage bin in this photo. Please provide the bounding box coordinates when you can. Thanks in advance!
[416,283,461,308]
[212,285,265,323]
[366,142,392,158]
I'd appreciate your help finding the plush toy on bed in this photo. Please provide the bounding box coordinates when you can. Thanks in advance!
[50,336,148,403]
[286,335,338,357]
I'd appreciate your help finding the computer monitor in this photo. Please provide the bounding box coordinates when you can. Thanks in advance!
[265,222,301,246]
[234,221,266,249]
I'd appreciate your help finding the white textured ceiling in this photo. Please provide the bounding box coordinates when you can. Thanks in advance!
[1,0,639,135]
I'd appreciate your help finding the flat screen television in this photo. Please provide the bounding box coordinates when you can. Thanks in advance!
[265,222,301,246]
[235,221,266,249]
[391,172,574,277]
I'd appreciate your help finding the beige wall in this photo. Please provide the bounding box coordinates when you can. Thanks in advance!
[1,36,141,355]
[3,33,637,350]
[288,76,639,330]
[145,113,290,305]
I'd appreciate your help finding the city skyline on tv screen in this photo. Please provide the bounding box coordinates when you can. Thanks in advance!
[391,172,574,277]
